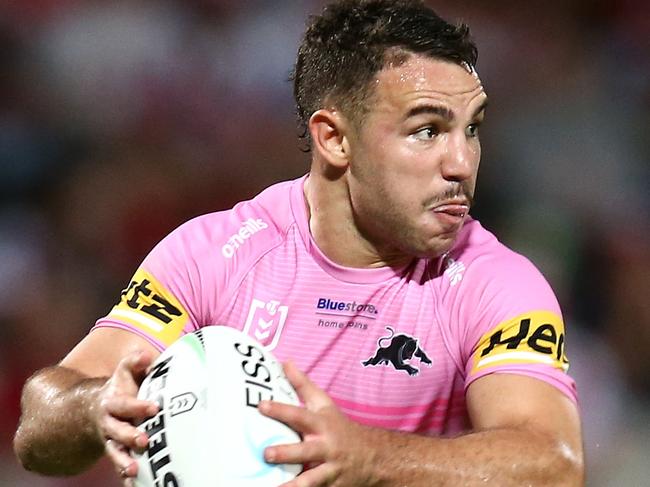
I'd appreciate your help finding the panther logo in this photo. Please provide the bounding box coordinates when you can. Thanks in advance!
[362,326,432,376]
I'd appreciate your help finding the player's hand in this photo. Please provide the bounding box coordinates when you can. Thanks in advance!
[91,350,159,482]
[259,361,377,487]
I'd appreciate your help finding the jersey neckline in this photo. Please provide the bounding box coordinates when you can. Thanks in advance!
[289,175,416,284]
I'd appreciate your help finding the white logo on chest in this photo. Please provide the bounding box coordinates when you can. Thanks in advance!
[243,298,289,351]
[444,257,465,286]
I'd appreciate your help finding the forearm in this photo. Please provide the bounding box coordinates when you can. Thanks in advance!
[362,425,583,487]
[14,366,108,476]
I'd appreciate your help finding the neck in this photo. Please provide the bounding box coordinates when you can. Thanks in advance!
[304,167,413,270]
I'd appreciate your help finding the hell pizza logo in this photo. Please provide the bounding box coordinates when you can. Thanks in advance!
[362,326,432,376]
[471,310,569,373]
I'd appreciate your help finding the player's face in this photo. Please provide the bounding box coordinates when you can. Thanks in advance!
[346,56,487,259]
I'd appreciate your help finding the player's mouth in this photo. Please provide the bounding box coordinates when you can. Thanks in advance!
[431,201,469,228]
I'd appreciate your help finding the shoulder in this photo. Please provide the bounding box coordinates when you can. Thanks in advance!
[441,220,575,402]
[95,178,303,348]
[448,218,536,271]
[139,178,302,317]
[442,218,560,315]
[146,177,300,269]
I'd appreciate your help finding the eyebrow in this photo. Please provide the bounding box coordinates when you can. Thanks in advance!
[406,104,454,121]
[405,99,489,122]
[473,99,489,118]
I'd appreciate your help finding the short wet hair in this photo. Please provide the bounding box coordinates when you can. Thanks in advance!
[293,0,478,147]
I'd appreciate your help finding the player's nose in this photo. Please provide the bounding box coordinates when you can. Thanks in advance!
[440,132,476,183]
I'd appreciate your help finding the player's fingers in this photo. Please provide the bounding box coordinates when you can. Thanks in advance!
[264,438,324,465]
[114,351,154,385]
[280,462,337,487]
[101,394,158,421]
[283,361,332,411]
[101,416,149,451]
[259,400,319,435]
[105,439,138,479]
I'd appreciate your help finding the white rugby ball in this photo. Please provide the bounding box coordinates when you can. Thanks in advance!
[131,326,302,487]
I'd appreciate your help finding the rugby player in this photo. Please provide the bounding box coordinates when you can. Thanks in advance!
[14,0,584,485]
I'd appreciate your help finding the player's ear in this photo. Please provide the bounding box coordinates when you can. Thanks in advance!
[308,109,351,169]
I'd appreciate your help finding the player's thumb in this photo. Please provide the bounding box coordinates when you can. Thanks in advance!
[115,350,154,385]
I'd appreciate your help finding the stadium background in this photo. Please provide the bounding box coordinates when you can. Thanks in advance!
[0,0,648,485]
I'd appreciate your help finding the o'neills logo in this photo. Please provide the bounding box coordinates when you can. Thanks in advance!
[221,218,268,258]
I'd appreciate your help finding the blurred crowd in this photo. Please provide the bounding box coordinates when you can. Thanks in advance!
[1,1,648,485]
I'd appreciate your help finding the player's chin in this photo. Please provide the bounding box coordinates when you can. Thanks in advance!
[408,236,454,260]
[417,228,461,258]
[397,218,462,258]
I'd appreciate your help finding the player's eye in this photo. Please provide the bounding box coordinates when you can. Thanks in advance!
[412,126,440,141]
[466,123,480,138]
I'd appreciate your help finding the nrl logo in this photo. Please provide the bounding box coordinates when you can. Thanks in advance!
[242,298,289,351]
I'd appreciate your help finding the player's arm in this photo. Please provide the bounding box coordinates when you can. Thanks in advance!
[261,362,584,487]
[13,327,161,477]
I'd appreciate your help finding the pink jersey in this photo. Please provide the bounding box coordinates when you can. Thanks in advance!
[95,176,576,435]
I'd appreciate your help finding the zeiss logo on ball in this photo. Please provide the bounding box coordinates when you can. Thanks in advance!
[131,327,301,487]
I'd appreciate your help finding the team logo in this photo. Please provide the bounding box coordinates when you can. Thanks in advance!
[242,299,289,351]
[362,327,432,376]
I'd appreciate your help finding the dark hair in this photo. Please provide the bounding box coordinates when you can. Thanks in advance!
[293,0,478,147]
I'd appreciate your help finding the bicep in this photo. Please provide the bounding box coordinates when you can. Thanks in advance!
[466,373,583,456]
[60,327,161,378]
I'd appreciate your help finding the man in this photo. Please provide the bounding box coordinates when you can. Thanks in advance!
[14,0,584,485]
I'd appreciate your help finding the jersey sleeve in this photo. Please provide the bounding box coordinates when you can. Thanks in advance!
[453,249,577,403]
[93,214,219,351]
[91,186,289,351]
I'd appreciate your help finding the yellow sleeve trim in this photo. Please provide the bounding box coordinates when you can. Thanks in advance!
[471,310,569,374]
[106,268,188,346]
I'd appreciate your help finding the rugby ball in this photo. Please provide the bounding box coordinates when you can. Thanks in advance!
[131,326,302,487]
